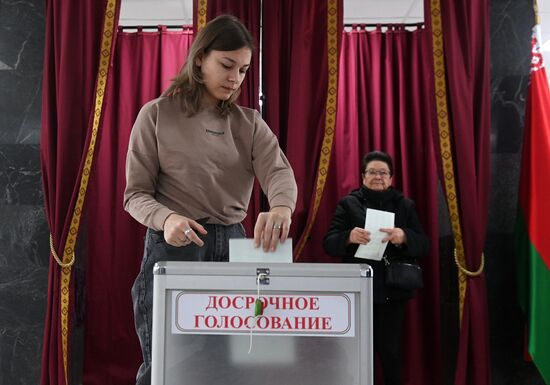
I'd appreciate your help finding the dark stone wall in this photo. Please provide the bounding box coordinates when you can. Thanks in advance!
[486,0,545,384]
[0,0,49,384]
[0,0,545,384]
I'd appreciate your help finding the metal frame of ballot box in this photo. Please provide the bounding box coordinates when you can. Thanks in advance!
[151,262,373,385]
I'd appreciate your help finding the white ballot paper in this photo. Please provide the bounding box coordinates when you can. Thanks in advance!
[354,209,395,261]
[229,238,293,263]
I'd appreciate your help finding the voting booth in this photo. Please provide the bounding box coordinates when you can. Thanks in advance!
[151,261,373,385]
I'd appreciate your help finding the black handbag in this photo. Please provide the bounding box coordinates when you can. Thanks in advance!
[383,256,423,290]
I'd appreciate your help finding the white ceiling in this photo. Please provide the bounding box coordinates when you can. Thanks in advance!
[119,0,550,68]
[119,0,424,26]
[120,0,193,25]
[344,0,423,24]
[539,0,550,51]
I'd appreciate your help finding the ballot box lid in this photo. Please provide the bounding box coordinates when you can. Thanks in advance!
[153,261,372,278]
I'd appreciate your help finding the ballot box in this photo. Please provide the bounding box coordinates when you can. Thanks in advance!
[151,262,373,385]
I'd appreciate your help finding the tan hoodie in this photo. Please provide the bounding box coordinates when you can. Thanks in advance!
[124,96,297,230]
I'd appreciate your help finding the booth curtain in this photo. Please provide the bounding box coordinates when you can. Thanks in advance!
[425,0,492,383]
[40,1,120,384]
[442,1,492,381]
[261,0,343,256]
[83,28,193,384]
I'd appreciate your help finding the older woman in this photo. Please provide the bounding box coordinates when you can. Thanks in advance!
[323,150,429,385]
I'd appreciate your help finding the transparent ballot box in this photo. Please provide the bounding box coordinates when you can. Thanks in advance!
[151,262,373,385]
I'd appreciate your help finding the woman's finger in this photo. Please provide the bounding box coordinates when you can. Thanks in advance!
[268,223,282,251]
[279,218,291,243]
[262,219,278,251]
[253,213,268,248]
[182,227,204,247]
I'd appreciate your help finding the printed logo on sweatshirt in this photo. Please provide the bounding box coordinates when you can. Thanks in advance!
[206,129,225,136]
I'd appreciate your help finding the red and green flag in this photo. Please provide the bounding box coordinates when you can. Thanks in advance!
[516,24,550,384]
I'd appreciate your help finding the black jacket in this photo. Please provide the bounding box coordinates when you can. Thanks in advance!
[323,186,429,303]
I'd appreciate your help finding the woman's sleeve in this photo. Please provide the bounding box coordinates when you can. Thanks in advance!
[401,201,430,258]
[323,199,355,257]
[123,102,175,230]
[251,112,297,212]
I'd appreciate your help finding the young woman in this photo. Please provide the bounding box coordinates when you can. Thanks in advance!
[124,15,297,384]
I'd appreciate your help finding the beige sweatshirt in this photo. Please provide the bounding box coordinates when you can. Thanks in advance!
[124,96,297,230]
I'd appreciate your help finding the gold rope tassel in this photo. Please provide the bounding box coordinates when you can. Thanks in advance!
[454,248,485,277]
[49,234,75,268]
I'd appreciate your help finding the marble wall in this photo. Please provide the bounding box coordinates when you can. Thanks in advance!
[0,0,546,384]
[486,1,545,384]
[0,0,49,385]
[0,0,86,381]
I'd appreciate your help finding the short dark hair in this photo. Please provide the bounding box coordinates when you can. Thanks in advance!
[361,151,394,176]
[163,15,255,116]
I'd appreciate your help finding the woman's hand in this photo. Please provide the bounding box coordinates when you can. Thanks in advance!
[348,227,371,245]
[163,214,208,247]
[380,227,407,246]
[254,206,292,251]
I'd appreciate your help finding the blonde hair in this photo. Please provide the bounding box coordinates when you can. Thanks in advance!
[163,15,255,116]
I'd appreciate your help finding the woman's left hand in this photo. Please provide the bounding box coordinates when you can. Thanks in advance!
[254,206,292,251]
[380,227,407,246]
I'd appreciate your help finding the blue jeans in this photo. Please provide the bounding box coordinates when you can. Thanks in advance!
[131,223,246,385]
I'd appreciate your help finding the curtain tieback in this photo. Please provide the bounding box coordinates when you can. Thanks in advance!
[49,234,76,268]
[454,248,484,277]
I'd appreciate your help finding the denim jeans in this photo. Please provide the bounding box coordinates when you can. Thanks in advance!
[131,223,246,385]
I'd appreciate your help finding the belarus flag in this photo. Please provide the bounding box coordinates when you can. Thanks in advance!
[516,24,550,384]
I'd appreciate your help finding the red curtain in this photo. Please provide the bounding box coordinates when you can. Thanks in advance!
[312,26,441,384]
[40,1,120,384]
[443,1,492,383]
[425,0,492,383]
[193,0,262,236]
[83,28,193,385]
[262,0,343,256]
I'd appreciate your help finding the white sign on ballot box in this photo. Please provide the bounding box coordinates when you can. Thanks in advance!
[171,292,355,337]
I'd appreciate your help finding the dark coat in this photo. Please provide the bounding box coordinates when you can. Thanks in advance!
[323,186,429,303]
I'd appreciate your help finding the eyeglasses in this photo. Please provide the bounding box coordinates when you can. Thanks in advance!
[364,169,391,177]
